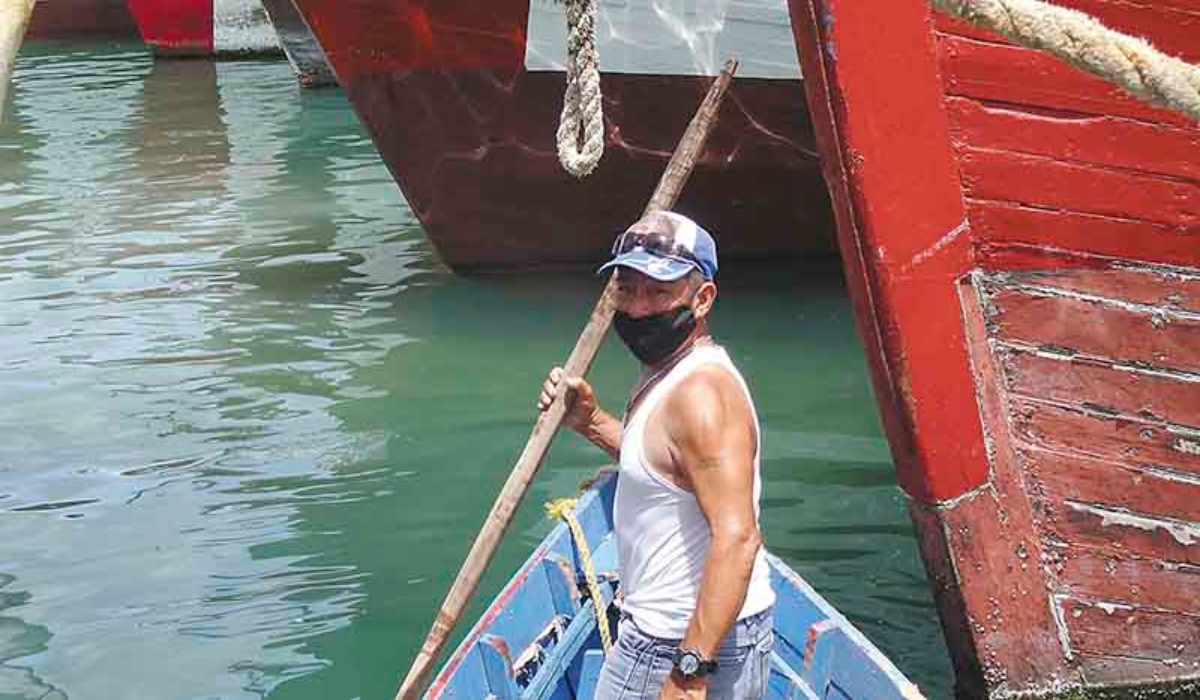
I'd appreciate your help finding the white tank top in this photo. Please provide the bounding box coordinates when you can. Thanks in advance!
[614,344,775,639]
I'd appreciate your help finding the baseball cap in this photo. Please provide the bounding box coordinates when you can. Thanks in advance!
[597,211,719,281]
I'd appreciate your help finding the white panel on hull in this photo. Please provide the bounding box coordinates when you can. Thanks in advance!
[214,0,280,54]
[525,0,801,79]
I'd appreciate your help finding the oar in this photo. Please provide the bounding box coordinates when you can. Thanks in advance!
[395,57,739,700]
[0,0,35,120]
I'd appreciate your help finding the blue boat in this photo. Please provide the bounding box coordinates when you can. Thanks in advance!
[427,473,925,699]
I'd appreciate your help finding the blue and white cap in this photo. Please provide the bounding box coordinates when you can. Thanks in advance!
[598,211,719,282]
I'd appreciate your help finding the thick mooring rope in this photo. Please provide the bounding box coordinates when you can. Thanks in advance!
[933,0,1200,121]
[545,498,613,653]
[0,0,36,119]
[556,0,605,177]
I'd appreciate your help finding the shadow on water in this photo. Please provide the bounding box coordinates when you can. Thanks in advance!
[0,45,952,700]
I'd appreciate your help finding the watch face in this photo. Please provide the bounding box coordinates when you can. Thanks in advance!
[679,654,700,675]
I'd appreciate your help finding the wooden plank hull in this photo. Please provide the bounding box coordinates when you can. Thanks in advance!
[287,0,837,270]
[789,0,1200,696]
[429,475,924,699]
[25,0,138,40]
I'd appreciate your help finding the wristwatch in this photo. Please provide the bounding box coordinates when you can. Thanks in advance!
[672,647,718,680]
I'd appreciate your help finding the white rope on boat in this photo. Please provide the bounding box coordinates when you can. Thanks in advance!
[556,0,605,178]
[932,0,1200,122]
[0,0,36,120]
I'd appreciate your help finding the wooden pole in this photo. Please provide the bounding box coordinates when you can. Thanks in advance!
[1,0,36,120]
[395,57,739,700]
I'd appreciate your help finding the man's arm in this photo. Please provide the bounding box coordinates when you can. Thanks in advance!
[578,408,622,460]
[667,368,762,659]
[539,367,622,460]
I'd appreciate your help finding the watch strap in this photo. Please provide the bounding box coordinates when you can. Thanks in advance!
[672,647,718,679]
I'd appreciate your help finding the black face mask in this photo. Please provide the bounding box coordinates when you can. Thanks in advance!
[613,305,697,366]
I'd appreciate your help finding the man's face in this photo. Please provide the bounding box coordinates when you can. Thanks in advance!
[613,268,698,319]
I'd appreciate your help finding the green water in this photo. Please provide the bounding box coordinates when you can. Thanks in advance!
[1,43,952,699]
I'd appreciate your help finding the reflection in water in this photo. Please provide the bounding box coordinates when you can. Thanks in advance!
[0,575,64,700]
[2,45,425,699]
[0,45,951,700]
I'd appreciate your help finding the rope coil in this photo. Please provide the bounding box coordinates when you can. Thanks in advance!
[545,497,613,653]
[556,0,606,177]
[932,0,1200,122]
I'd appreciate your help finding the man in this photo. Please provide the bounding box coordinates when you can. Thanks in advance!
[537,211,775,700]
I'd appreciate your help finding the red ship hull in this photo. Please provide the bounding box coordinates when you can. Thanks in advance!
[26,0,139,40]
[789,0,1200,697]
[290,0,835,270]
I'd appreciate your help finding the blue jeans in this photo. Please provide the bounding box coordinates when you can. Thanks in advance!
[592,607,774,699]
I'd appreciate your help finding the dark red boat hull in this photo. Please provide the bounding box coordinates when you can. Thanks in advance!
[26,0,139,40]
[291,0,835,270]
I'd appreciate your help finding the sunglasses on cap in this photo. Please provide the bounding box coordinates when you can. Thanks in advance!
[610,228,702,267]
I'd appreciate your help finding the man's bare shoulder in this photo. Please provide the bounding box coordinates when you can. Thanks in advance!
[663,364,753,445]
[670,362,739,402]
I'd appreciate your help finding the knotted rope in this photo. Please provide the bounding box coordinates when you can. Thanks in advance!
[545,497,613,653]
[932,0,1200,122]
[0,0,36,120]
[556,0,605,177]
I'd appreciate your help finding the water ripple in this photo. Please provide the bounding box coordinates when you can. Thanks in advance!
[0,42,425,700]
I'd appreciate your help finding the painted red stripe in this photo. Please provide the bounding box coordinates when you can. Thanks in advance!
[787,0,989,503]
[127,0,214,53]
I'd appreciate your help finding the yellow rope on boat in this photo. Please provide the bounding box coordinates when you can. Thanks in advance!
[545,497,613,653]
